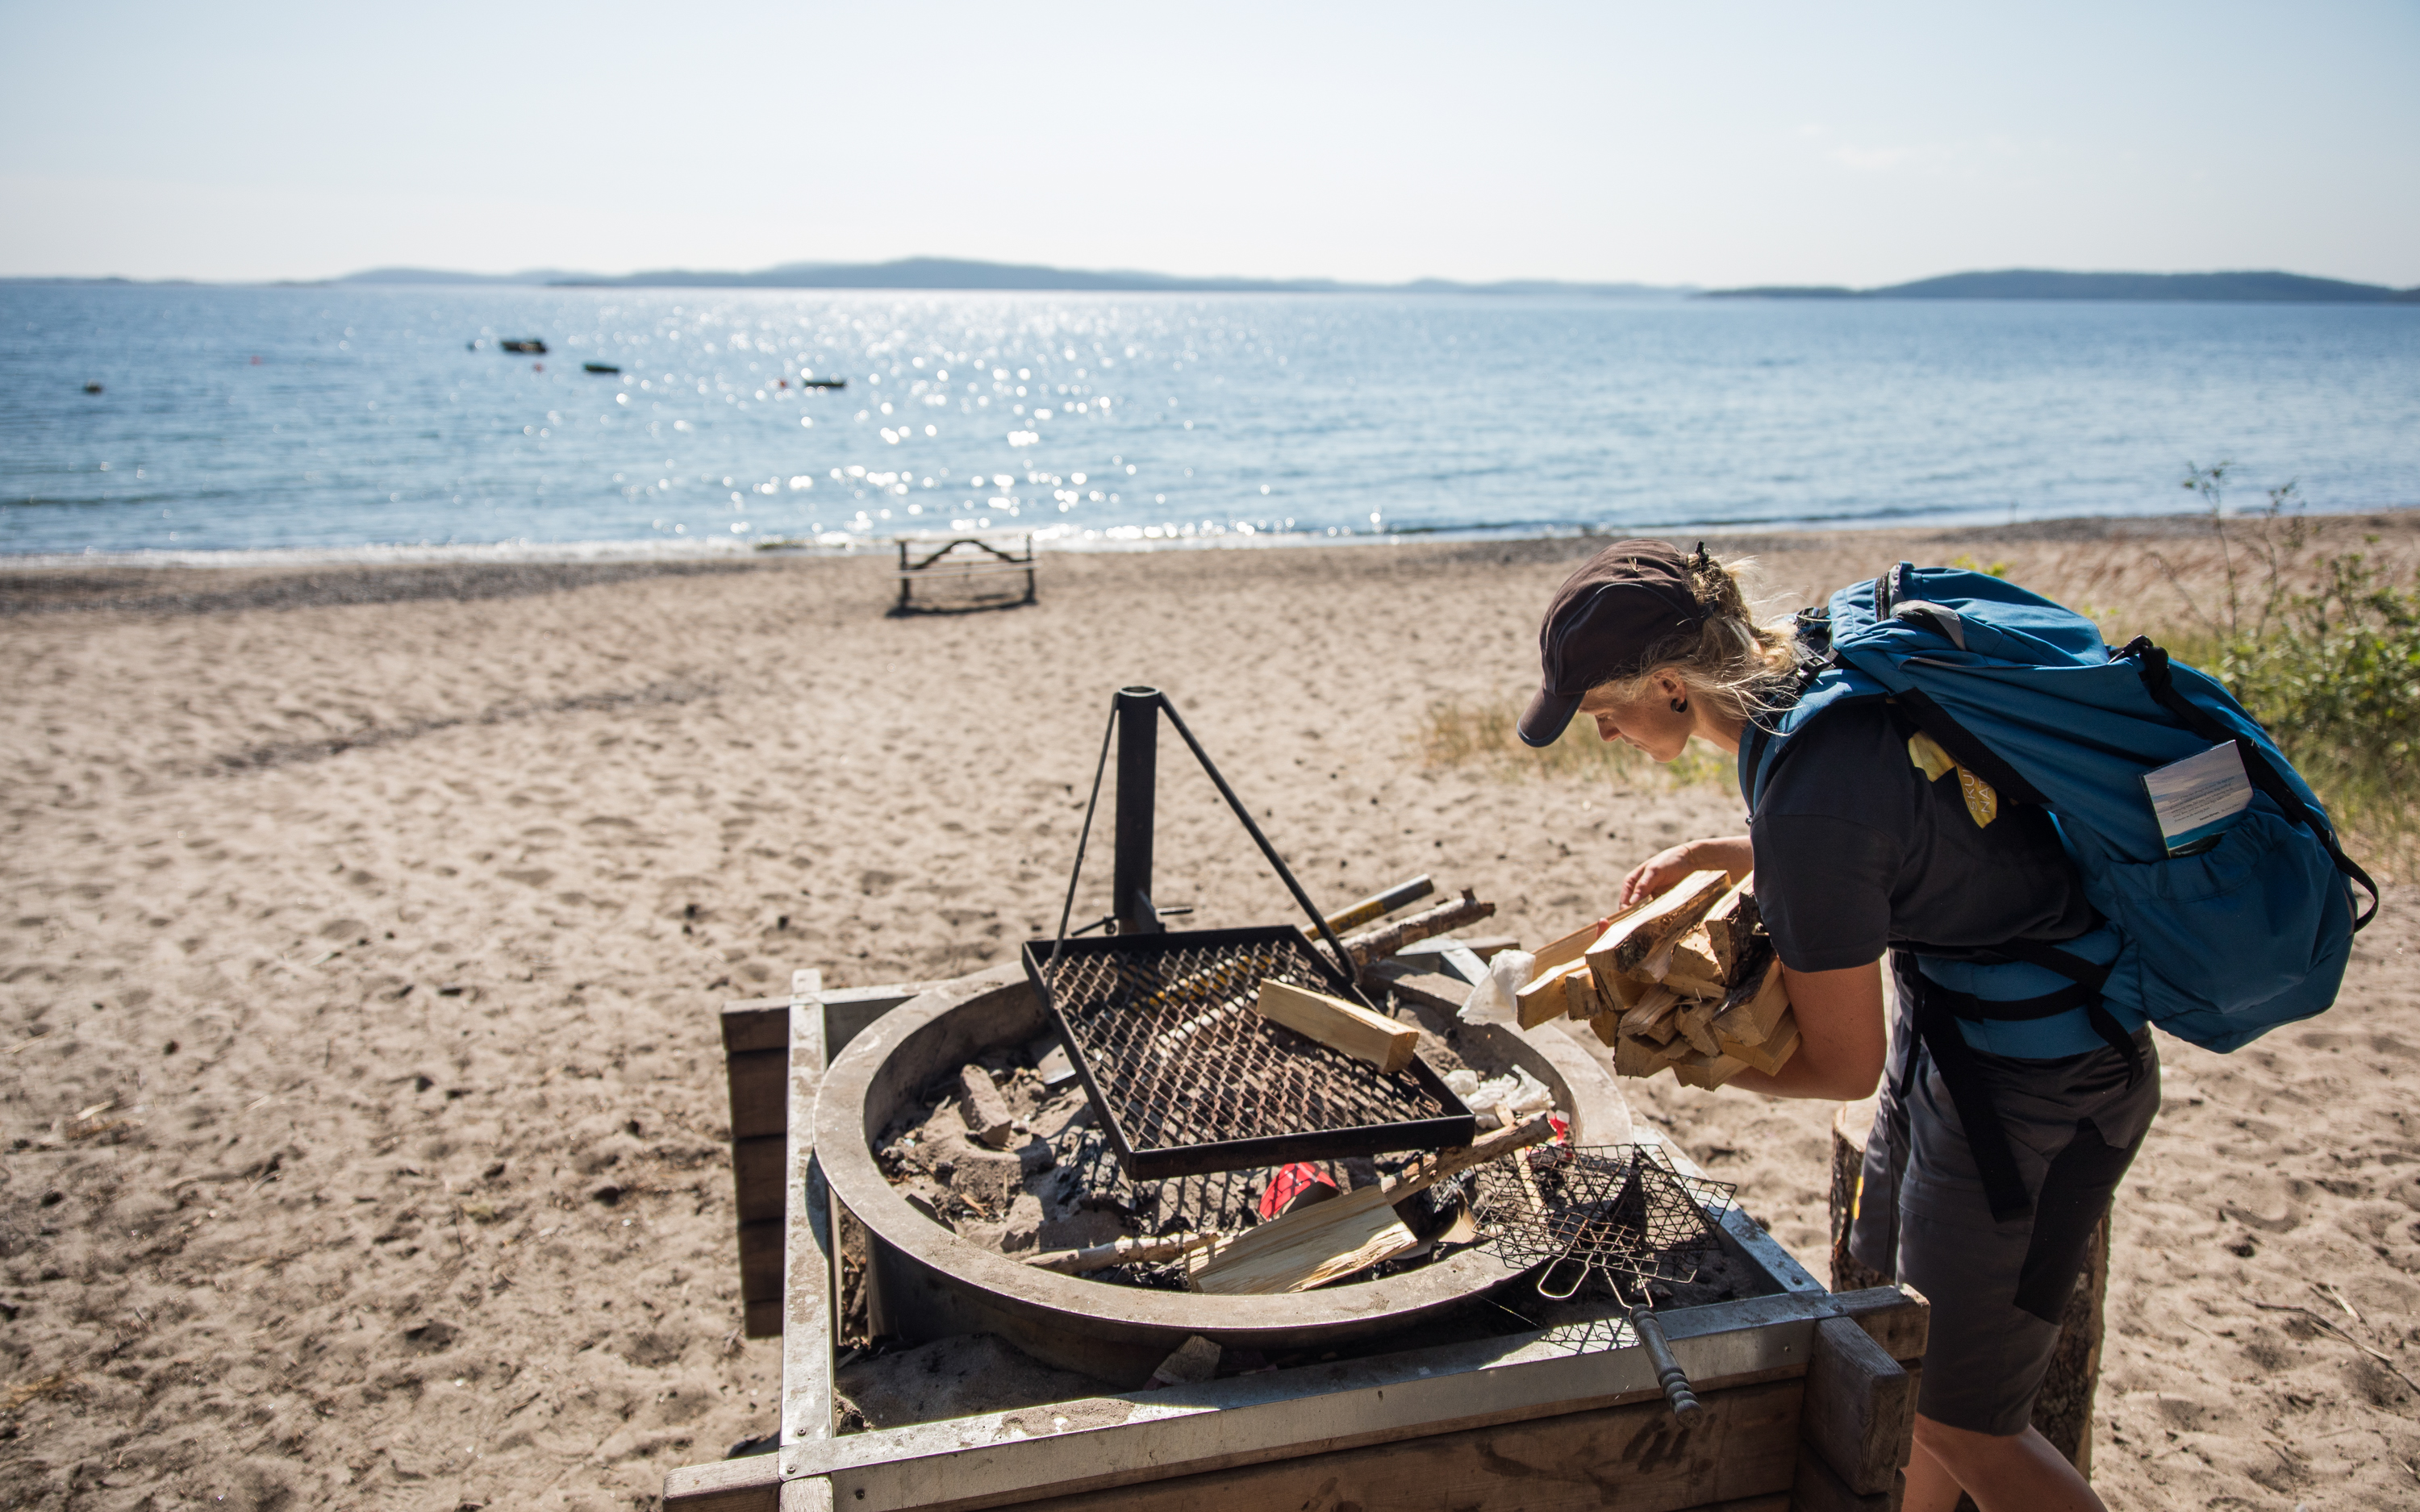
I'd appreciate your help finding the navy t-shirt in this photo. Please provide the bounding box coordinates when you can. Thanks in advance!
[1749,700,2097,973]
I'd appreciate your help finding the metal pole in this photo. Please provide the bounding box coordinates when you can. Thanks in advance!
[1112,685,1162,934]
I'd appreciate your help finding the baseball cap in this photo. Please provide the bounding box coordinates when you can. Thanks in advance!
[1517,539,1708,748]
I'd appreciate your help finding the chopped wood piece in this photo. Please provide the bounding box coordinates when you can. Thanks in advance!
[1588,1010,1623,1048]
[1531,920,1604,975]
[1255,979,1419,1075]
[1562,968,1602,1022]
[1668,924,1721,982]
[1585,869,1732,977]
[1663,967,1728,1000]
[1514,960,1589,1031]
[1713,955,1790,1047]
[1671,1049,1751,1089]
[1190,1117,1553,1294]
[1720,1010,1802,1075]
[1621,985,1681,1043]
[1615,1031,1684,1078]
[958,1065,1017,1148]
[1704,874,1764,981]
[1674,1001,1722,1057]
[1596,964,1650,1011]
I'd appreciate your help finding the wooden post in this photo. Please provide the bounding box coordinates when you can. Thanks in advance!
[1828,1097,2109,1485]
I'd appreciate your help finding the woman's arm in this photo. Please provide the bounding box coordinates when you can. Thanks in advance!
[1620,835,1753,908]
[1725,960,1888,1102]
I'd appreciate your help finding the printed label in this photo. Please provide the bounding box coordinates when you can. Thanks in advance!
[2143,742,2252,856]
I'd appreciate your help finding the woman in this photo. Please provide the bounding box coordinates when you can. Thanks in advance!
[1519,539,2154,1512]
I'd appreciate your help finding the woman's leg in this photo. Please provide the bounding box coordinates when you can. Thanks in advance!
[1905,1415,2107,1512]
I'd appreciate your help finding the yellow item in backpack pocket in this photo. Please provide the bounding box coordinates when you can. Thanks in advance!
[1908,731,1999,828]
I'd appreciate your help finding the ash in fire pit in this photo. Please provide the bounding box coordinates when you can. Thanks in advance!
[874,1010,1503,1289]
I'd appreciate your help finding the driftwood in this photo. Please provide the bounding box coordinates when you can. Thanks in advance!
[1024,1230,1221,1275]
[1334,889,1496,970]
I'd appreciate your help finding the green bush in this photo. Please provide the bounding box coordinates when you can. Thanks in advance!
[2159,464,2420,866]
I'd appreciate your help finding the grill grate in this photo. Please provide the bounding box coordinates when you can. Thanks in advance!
[1024,926,1475,1180]
[1469,1143,1735,1301]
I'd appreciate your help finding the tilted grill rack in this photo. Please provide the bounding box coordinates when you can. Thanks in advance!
[1025,685,1473,1181]
[1469,1142,1736,1302]
[1024,927,1474,1181]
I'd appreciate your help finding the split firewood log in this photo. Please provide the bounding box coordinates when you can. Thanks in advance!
[1703,874,1763,981]
[1586,869,1731,978]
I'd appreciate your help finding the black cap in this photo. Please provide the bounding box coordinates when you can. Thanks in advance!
[1518,540,1708,748]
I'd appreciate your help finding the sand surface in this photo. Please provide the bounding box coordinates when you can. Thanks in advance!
[4,514,2418,1510]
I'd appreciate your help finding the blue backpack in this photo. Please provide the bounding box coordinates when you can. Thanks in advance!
[1741,564,2374,1216]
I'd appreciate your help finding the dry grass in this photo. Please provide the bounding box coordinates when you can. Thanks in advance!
[1417,698,1734,788]
[3,1370,81,1416]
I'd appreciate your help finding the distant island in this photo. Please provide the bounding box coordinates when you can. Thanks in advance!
[332,257,1686,298]
[1702,269,2420,304]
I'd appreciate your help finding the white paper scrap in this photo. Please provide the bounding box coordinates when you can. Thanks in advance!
[2143,742,2252,856]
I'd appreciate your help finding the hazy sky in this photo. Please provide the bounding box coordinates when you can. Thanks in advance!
[4,0,2415,287]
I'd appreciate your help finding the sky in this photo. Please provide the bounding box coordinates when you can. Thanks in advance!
[2,0,2416,288]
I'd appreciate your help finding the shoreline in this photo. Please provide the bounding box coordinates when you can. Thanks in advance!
[5,502,2415,578]
[7,505,2417,619]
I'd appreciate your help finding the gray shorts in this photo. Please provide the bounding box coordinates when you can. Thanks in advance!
[1850,954,2160,1436]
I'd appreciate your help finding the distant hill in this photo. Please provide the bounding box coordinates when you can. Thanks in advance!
[539,256,1684,296]
[333,266,595,285]
[1704,269,2420,304]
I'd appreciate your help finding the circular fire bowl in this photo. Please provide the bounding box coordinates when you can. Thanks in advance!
[814,962,1634,1384]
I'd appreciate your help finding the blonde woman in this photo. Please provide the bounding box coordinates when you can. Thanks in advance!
[1521,540,2150,1512]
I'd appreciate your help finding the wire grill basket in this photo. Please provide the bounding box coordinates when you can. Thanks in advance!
[1469,1142,1736,1302]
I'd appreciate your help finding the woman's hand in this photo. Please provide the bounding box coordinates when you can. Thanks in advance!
[1620,835,1753,909]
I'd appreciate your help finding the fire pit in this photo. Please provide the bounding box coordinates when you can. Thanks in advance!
[814,960,1638,1384]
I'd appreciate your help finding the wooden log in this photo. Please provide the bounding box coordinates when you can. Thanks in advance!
[1256,978,1420,1074]
[1025,1230,1220,1275]
[1585,868,1732,977]
[1704,873,1763,981]
[1674,1001,1722,1057]
[1801,1313,1917,1496]
[958,1064,1017,1148]
[1337,889,1496,969]
[1720,1012,1802,1077]
[1714,955,1790,1047]
[1615,1031,1684,1078]
[1671,1052,1750,1089]
[1562,968,1603,1022]
[1829,1098,2106,1481]
[1623,986,1682,1043]
[1191,1117,1553,1294]
[1514,960,1588,1031]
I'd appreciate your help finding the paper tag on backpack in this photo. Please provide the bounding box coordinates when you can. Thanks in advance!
[2143,742,2252,856]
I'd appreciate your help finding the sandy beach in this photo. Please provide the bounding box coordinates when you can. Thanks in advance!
[5,514,2419,1511]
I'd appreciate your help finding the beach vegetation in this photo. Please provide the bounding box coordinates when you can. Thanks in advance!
[1418,699,1732,789]
[2155,464,2420,868]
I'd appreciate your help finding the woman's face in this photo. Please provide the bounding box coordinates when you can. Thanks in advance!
[1575,673,1697,762]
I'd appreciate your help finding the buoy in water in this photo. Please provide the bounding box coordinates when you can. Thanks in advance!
[82,381,102,394]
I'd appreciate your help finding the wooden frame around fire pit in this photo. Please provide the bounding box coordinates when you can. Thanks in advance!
[671,962,1927,1512]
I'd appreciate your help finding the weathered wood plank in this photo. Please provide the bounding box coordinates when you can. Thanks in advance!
[739,1219,782,1304]
[724,998,793,1053]
[1824,1285,1929,1366]
[728,1048,790,1142]
[1800,1314,1915,1496]
[782,969,833,1453]
[999,1378,1805,1512]
[735,1134,786,1224]
[661,1453,781,1512]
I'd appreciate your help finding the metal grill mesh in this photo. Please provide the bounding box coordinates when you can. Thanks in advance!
[1470,1143,1736,1298]
[1026,927,1472,1179]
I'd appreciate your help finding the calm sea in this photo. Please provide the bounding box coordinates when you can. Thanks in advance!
[4,283,2416,560]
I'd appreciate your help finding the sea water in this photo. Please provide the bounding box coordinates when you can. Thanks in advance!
[3,283,2416,560]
